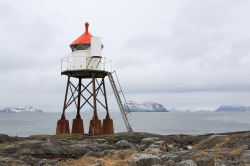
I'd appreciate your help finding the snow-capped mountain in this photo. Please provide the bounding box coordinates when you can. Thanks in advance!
[125,101,169,112]
[215,106,250,112]
[0,106,43,113]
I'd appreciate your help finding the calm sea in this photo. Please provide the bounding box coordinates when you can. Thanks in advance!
[0,112,250,137]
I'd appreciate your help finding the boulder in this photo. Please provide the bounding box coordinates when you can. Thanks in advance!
[116,140,135,149]
[0,157,25,166]
[160,153,179,162]
[0,134,9,143]
[161,150,191,163]
[164,160,176,166]
[149,144,160,149]
[196,156,214,166]
[214,159,240,166]
[93,139,106,144]
[178,160,197,166]
[90,163,102,166]
[128,153,163,166]
[141,137,160,146]
[187,145,193,150]
[240,150,250,163]
[166,144,179,152]
[148,141,167,151]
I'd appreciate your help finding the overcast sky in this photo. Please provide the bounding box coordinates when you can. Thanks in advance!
[0,0,250,111]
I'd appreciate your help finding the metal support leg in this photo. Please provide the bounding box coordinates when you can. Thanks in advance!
[102,77,114,134]
[61,76,70,120]
[72,78,84,134]
[76,78,82,118]
[56,76,70,134]
[89,75,102,135]
[93,75,98,119]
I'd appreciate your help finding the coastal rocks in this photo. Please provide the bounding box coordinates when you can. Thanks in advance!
[141,137,160,146]
[0,157,25,166]
[90,163,102,166]
[214,159,240,166]
[178,160,197,166]
[195,135,230,149]
[196,156,214,166]
[93,139,106,144]
[164,160,176,166]
[0,134,9,143]
[240,150,250,164]
[160,152,179,162]
[128,153,162,166]
[29,142,91,158]
[116,140,135,149]
[149,140,167,151]
[0,132,250,165]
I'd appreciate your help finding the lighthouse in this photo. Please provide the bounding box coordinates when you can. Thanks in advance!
[56,22,133,135]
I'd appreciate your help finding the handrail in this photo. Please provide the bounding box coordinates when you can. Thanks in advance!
[61,55,112,73]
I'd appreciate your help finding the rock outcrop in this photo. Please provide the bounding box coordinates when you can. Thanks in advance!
[0,131,250,165]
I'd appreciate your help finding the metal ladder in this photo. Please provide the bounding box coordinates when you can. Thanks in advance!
[108,71,133,133]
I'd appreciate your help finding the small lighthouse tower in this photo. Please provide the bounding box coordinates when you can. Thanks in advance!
[56,22,133,135]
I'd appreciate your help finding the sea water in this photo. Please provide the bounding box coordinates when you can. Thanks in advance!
[0,111,250,137]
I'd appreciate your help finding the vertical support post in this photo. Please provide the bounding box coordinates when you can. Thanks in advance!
[56,76,70,134]
[76,78,81,118]
[61,76,70,120]
[89,74,102,135]
[102,78,110,119]
[71,77,84,134]
[102,77,114,134]
[92,74,98,119]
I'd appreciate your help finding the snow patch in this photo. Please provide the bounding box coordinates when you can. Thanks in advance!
[0,106,43,113]
[125,101,169,112]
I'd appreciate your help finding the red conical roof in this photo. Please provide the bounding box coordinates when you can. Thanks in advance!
[70,22,93,46]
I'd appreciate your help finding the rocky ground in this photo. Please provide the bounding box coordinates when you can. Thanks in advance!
[0,131,250,166]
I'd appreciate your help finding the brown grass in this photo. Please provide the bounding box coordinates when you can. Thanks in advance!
[215,137,230,148]
[60,149,135,166]
[191,150,208,163]
[229,147,245,157]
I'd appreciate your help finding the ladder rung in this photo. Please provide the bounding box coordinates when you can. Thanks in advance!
[108,71,133,133]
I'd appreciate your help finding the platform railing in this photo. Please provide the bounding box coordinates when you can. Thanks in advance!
[61,55,112,73]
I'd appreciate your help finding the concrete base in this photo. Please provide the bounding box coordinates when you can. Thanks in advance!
[102,118,114,134]
[89,119,102,135]
[56,119,70,134]
[72,117,84,134]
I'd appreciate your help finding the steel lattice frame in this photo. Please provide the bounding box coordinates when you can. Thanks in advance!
[61,75,109,120]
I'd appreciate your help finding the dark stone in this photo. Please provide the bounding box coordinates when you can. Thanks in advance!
[164,160,176,166]
[0,134,9,143]
[128,153,163,166]
[178,160,197,166]
[116,140,135,149]
[196,156,214,166]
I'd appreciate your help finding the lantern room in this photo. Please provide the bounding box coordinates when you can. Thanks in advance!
[61,22,111,76]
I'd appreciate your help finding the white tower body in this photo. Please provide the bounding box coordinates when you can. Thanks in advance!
[70,36,102,70]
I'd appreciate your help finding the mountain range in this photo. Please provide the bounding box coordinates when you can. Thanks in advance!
[125,101,169,112]
[0,106,43,113]
[215,106,250,112]
[1,105,249,113]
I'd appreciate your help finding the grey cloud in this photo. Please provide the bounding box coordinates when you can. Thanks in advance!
[0,16,62,71]
[0,0,250,110]
[120,0,250,70]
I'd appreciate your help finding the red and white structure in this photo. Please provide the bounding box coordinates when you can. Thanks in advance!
[56,22,133,135]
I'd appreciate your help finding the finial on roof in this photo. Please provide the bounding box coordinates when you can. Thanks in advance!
[85,22,89,33]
